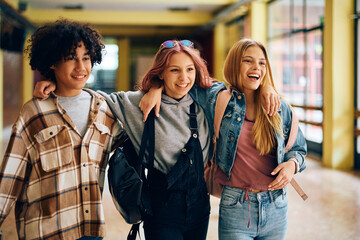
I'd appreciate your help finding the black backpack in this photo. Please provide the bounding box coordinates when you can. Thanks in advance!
[108,109,155,239]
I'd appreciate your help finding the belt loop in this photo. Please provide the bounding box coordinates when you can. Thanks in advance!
[239,190,245,203]
[269,190,274,203]
[282,188,285,200]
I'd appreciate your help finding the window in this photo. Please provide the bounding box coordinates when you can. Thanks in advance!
[85,43,119,94]
[267,0,325,156]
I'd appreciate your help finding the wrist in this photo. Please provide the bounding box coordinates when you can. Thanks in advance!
[289,158,299,174]
[149,85,163,92]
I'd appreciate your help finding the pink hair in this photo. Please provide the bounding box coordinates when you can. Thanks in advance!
[141,41,212,92]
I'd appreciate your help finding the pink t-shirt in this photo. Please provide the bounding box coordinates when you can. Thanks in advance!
[216,119,277,192]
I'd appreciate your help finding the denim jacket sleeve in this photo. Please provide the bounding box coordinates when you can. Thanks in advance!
[189,82,227,159]
[189,82,227,128]
[280,100,307,172]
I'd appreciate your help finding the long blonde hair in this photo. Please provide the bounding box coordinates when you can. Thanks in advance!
[223,38,283,155]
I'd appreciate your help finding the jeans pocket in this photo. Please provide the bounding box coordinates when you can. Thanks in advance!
[274,193,288,209]
[220,191,240,207]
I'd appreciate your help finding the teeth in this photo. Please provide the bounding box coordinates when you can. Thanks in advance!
[73,75,86,79]
[248,74,259,79]
[177,83,188,88]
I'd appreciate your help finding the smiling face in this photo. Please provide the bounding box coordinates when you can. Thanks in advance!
[51,41,92,97]
[240,45,267,93]
[161,52,196,99]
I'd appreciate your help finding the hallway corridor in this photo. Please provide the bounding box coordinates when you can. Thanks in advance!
[0,0,358,239]
[0,139,359,240]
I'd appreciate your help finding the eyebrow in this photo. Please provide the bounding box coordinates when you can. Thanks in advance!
[168,63,195,67]
[242,56,266,61]
[67,51,90,57]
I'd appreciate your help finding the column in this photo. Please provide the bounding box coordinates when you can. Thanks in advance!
[116,38,130,91]
[213,22,226,82]
[250,1,267,44]
[323,0,355,169]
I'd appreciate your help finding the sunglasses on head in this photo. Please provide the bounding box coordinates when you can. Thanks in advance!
[160,40,194,49]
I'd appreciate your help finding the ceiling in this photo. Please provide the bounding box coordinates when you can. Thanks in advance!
[17,0,244,37]
[21,0,228,12]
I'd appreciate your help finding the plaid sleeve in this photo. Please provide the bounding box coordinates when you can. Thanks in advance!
[110,119,126,152]
[0,121,31,225]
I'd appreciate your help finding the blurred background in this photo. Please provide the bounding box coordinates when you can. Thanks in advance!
[0,0,359,239]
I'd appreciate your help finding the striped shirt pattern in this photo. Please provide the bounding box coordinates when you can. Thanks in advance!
[0,89,124,240]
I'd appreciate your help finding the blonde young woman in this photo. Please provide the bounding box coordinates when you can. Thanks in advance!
[140,39,307,240]
[207,38,307,240]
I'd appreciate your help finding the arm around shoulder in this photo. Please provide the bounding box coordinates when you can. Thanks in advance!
[97,90,145,128]
[189,81,227,117]
[97,90,127,123]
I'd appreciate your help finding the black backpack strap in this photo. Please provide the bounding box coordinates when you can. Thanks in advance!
[127,108,156,240]
[138,108,156,172]
[147,109,155,169]
[189,102,197,134]
[127,223,140,240]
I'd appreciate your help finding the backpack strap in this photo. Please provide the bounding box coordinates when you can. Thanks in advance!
[286,107,308,201]
[128,109,155,240]
[285,107,299,153]
[138,108,155,172]
[211,88,232,160]
[290,178,308,200]
[127,223,140,240]
[189,102,198,133]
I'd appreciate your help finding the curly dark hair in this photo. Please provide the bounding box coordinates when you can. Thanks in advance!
[25,19,104,82]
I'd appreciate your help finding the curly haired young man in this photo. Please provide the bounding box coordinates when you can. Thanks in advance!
[0,19,124,240]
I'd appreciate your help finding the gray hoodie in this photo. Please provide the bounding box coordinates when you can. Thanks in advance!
[99,90,210,174]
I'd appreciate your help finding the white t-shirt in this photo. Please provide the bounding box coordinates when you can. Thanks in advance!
[58,90,92,136]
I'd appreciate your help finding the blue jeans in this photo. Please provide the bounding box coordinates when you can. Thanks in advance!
[219,186,288,240]
[77,237,103,240]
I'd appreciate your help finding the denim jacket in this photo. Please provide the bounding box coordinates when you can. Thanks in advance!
[190,82,307,180]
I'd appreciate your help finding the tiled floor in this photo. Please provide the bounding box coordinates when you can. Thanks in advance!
[1,133,360,240]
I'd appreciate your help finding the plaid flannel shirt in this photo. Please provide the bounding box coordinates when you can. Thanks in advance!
[0,89,124,240]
